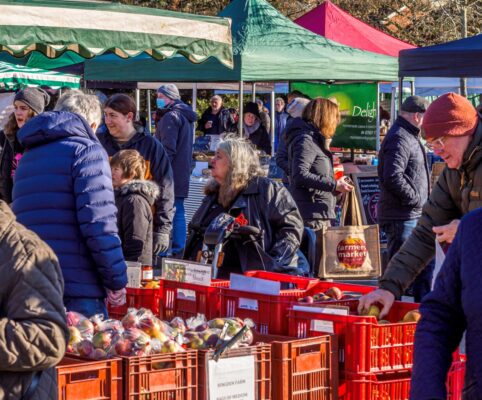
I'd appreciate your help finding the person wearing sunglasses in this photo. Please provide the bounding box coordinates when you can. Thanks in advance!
[359,92,481,318]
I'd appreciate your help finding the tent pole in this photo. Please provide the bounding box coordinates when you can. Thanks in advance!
[192,83,198,141]
[410,80,415,96]
[147,90,152,133]
[135,88,140,120]
[270,88,275,156]
[376,83,380,152]
[239,81,244,137]
[252,82,256,102]
[398,78,403,115]
[390,85,396,127]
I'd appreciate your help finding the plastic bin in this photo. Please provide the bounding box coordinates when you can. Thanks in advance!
[122,350,197,400]
[197,342,271,400]
[339,371,411,400]
[255,333,338,400]
[108,286,163,320]
[57,356,122,400]
[288,300,420,375]
[160,279,229,321]
[447,354,466,400]
[303,280,376,298]
[220,271,319,335]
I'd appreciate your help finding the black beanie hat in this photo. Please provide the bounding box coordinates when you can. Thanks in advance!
[244,101,261,119]
[14,87,50,115]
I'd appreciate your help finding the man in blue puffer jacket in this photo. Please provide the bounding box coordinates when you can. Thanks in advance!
[12,91,127,318]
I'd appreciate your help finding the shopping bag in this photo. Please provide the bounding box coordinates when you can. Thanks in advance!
[431,240,448,289]
[340,187,363,227]
[319,224,381,279]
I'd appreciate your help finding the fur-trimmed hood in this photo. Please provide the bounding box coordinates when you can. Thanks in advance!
[118,180,160,205]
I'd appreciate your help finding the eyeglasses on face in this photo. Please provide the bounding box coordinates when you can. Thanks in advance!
[425,136,447,151]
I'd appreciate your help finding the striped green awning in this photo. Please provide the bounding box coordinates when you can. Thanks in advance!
[0,0,233,68]
[0,61,80,90]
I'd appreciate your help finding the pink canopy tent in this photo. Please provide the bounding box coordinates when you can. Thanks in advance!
[295,0,415,57]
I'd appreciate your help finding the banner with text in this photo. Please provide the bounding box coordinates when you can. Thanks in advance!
[290,82,378,150]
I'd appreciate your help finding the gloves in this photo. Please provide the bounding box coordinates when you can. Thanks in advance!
[153,232,170,255]
[106,288,126,307]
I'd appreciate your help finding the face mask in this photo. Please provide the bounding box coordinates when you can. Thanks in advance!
[156,98,166,109]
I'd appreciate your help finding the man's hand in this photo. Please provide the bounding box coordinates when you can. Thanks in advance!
[432,219,460,244]
[357,289,395,319]
[153,232,170,255]
[106,288,126,306]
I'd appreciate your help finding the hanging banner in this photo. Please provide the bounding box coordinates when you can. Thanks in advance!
[290,82,378,150]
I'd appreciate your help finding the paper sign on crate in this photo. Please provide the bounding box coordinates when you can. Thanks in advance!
[161,258,212,286]
[126,261,142,288]
[208,355,256,400]
[292,304,350,316]
[229,273,281,295]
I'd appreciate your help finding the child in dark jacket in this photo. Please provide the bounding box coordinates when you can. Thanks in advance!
[111,150,160,266]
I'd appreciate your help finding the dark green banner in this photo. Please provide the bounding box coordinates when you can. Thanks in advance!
[291,82,378,150]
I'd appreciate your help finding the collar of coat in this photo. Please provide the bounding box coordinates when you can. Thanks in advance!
[117,179,160,205]
[396,116,420,136]
[461,117,482,174]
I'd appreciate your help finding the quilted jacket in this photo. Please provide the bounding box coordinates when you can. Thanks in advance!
[12,111,127,299]
[0,201,68,400]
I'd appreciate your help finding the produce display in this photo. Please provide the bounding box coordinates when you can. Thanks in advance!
[66,309,254,360]
[297,285,357,304]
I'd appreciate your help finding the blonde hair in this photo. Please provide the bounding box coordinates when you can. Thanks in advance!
[302,97,340,139]
[110,149,146,180]
[205,137,264,208]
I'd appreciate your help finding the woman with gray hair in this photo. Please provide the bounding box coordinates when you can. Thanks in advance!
[11,89,127,318]
[183,137,308,277]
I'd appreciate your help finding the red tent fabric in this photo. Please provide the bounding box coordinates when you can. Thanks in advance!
[295,1,415,57]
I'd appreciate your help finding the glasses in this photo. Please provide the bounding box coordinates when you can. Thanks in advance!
[425,136,447,151]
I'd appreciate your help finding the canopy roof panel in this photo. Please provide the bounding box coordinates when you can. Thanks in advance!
[0,60,80,90]
[0,0,233,67]
[294,0,415,57]
[399,33,482,77]
[85,0,398,82]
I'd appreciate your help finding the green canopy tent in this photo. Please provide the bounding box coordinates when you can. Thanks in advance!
[0,61,80,90]
[84,0,398,82]
[0,0,233,67]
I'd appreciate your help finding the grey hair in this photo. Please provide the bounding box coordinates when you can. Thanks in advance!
[205,136,264,208]
[54,90,102,128]
[211,95,222,102]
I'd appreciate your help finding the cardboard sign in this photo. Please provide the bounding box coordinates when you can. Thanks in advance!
[229,273,281,295]
[208,355,256,400]
[161,258,212,286]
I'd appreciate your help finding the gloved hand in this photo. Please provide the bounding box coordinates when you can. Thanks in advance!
[106,288,126,307]
[153,232,170,255]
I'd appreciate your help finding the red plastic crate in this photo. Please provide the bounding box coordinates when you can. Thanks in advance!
[57,356,122,400]
[288,300,420,375]
[304,280,376,298]
[108,286,163,320]
[197,341,271,400]
[220,271,319,335]
[447,354,466,400]
[160,279,229,321]
[255,333,338,400]
[339,372,411,400]
[122,350,197,400]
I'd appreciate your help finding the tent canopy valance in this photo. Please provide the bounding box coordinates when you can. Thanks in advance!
[84,0,398,83]
[0,0,233,68]
[399,34,482,78]
[0,60,80,90]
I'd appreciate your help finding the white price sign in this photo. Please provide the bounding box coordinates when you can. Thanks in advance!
[208,355,256,400]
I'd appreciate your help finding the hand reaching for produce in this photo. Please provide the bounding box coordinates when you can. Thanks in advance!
[432,219,460,244]
[357,289,395,320]
[106,288,126,306]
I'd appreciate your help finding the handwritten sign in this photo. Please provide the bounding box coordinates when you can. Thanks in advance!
[208,355,256,400]
[161,259,212,286]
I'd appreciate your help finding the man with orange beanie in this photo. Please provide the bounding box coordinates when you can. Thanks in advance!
[359,92,482,317]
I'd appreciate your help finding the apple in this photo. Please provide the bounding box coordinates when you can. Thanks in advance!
[66,311,82,327]
[402,310,421,323]
[76,339,94,357]
[68,326,82,345]
[92,331,113,351]
[114,338,133,356]
[326,286,343,300]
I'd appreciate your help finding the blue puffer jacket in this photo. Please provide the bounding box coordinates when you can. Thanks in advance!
[155,100,197,198]
[12,111,127,299]
[411,209,482,399]
[377,116,430,221]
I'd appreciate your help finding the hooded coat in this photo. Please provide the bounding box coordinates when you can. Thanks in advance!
[155,100,198,198]
[98,124,174,235]
[285,118,336,221]
[12,111,127,299]
[380,116,482,299]
[0,201,68,400]
[115,180,160,266]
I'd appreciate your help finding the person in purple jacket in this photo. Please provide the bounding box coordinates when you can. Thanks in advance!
[12,90,127,318]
